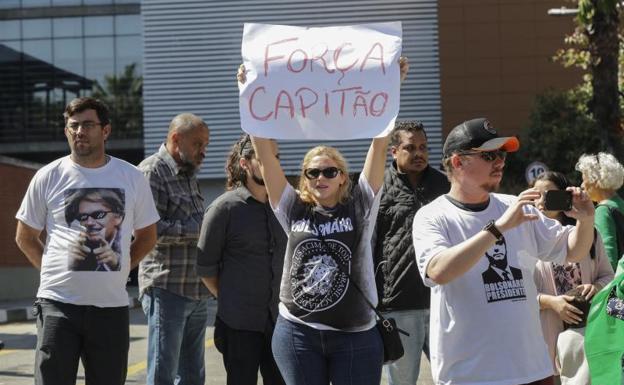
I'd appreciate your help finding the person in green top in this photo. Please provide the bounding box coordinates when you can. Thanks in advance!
[576,152,624,270]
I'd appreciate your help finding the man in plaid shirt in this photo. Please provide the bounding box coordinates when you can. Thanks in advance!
[138,113,210,385]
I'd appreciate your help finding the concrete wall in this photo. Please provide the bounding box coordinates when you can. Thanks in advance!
[438,0,583,137]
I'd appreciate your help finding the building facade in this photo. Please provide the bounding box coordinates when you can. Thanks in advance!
[0,0,143,164]
[141,0,445,202]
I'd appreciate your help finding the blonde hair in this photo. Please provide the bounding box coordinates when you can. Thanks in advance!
[575,152,624,191]
[298,146,351,205]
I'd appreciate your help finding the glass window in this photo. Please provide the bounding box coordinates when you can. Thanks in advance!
[22,19,52,39]
[1,40,21,51]
[0,20,20,40]
[53,38,84,76]
[53,17,82,38]
[52,0,82,5]
[115,35,141,74]
[84,16,113,36]
[21,38,55,138]
[22,39,52,62]
[0,2,143,145]
[22,0,51,7]
[85,36,114,87]
[115,15,141,35]
[83,0,113,4]
[0,1,21,9]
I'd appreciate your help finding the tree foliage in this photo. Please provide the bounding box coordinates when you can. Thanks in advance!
[505,1,622,192]
[92,63,143,139]
[553,0,622,155]
[503,88,602,192]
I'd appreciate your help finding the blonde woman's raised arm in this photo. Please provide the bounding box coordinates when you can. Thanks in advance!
[251,136,287,208]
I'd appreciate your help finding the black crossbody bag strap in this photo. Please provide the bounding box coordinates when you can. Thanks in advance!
[316,235,409,336]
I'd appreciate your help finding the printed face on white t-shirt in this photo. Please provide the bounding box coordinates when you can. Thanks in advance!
[485,238,508,269]
[64,188,126,272]
[481,236,526,303]
[77,199,123,245]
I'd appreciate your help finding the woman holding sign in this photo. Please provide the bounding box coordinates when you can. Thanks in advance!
[238,58,407,385]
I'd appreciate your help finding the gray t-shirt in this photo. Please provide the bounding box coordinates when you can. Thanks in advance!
[273,174,381,331]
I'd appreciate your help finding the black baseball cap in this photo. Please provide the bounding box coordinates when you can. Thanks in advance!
[443,118,520,158]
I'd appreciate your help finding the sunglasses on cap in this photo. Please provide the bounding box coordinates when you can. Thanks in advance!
[304,167,341,180]
[459,149,507,162]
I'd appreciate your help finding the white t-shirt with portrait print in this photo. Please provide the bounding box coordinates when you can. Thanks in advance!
[413,193,572,385]
[16,156,159,308]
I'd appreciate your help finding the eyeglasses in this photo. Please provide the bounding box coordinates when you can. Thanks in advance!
[77,210,113,222]
[459,150,507,162]
[304,167,341,179]
[67,121,102,132]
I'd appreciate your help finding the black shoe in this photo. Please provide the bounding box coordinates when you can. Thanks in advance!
[0,340,4,350]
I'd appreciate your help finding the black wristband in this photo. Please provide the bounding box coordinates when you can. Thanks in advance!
[483,220,503,241]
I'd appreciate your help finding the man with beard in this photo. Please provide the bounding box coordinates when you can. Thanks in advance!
[15,97,159,385]
[412,118,596,385]
[138,113,211,385]
[373,121,449,385]
[197,135,286,385]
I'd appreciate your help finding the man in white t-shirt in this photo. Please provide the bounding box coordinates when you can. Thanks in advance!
[412,118,595,385]
[14,97,159,385]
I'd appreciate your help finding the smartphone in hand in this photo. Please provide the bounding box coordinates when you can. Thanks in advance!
[544,190,573,211]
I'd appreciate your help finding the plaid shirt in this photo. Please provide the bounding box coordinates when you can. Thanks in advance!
[137,144,210,300]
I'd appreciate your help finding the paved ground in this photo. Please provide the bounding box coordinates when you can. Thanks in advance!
[0,300,433,384]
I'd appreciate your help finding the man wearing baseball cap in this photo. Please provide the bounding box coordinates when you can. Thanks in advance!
[412,118,595,385]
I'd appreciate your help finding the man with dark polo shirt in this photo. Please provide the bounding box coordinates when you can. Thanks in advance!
[197,135,286,385]
[373,120,449,385]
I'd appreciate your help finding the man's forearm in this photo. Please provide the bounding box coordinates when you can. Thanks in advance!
[15,222,44,270]
[130,224,158,269]
[201,277,218,297]
[427,230,499,285]
[17,239,44,270]
[156,216,202,243]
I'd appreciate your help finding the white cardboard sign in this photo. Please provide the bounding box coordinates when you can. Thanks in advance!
[239,22,403,140]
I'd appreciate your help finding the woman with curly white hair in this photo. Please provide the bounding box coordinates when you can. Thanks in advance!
[576,152,624,270]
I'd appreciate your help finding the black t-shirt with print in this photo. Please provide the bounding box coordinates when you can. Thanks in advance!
[276,179,378,330]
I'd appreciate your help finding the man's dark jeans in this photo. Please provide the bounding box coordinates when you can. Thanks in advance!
[33,298,129,385]
[214,317,284,385]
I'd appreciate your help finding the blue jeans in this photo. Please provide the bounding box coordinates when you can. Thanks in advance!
[271,315,383,385]
[141,287,209,385]
[383,309,430,385]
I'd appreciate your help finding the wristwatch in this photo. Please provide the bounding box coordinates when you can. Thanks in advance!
[483,220,503,241]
